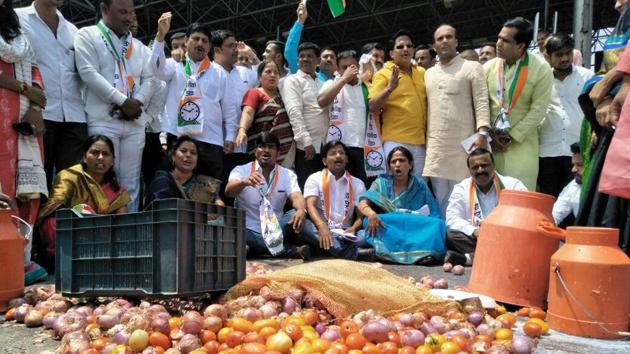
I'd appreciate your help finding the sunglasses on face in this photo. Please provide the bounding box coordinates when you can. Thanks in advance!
[395,44,414,50]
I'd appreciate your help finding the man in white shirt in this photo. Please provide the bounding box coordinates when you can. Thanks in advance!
[16,0,87,189]
[281,42,328,188]
[318,50,368,183]
[74,0,153,211]
[151,13,237,181]
[445,149,527,265]
[212,29,258,195]
[225,132,311,259]
[303,141,367,260]
[539,33,594,198]
[553,143,583,225]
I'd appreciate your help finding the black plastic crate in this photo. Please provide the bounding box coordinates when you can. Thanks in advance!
[55,199,246,297]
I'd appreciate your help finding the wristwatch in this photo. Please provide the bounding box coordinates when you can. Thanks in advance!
[31,105,42,112]
[19,82,29,94]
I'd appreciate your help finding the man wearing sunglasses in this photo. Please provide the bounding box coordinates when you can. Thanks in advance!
[368,29,428,177]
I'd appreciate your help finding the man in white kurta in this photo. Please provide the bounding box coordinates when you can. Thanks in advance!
[424,25,491,216]
[445,149,527,265]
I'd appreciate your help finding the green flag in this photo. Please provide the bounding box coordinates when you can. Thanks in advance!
[327,0,346,17]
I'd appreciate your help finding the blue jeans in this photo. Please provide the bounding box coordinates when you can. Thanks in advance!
[299,222,363,260]
[246,210,304,257]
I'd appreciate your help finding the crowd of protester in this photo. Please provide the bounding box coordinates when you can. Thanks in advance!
[2,0,629,285]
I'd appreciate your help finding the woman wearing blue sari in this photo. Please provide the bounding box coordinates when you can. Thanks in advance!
[358,146,446,264]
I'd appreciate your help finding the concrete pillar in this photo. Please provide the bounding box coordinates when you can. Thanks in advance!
[573,0,593,68]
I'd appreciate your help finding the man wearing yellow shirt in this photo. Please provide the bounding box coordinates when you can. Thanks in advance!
[369,30,428,176]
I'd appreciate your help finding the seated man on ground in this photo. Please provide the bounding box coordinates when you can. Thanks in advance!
[225,132,311,259]
[38,135,131,267]
[445,148,527,266]
[303,141,367,260]
[146,135,224,207]
[552,143,584,226]
[358,146,446,264]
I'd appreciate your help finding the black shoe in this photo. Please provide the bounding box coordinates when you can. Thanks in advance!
[357,248,377,262]
[295,245,311,261]
[444,250,467,266]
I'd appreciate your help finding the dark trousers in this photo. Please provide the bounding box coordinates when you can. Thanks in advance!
[142,132,166,186]
[446,229,477,255]
[294,148,323,189]
[43,120,87,189]
[538,156,573,198]
[346,146,368,185]
[167,133,223,180]
[141,132,167,209]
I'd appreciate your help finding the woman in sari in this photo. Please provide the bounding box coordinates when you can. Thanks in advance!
[235,59,295,167]
[577,0,630,254]
[1,0,48,284]
[38,135,130,265]
[146,135,224,207]
[358,146,446,264]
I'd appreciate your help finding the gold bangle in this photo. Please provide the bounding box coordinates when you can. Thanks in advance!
[31,105,42,112]
[238,127,247,131]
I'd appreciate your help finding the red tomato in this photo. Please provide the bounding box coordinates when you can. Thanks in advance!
[449,334,468,352]
[345,333,367,350]
[529,308,546,320]
[284,323,303,342]
[90,338,109,351]
[496,314,517,328]
[241,342,267,354]
[201,329,218,344]
[523,322,543,338]
[517,307,531,317]
[226,331,246,348]
[244,332,265,344]
[399,346,415,354]
[387,332,400,345]
[340,320,359,338]
[204,340,220,354]
[302,310,319,326]
[149,332,171,349]
[378,341,398,354]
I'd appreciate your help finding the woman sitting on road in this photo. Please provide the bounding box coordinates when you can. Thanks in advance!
[358,146,446,264]
[38,135,130,264]
[146,135,224,207]
[235,59,295,167]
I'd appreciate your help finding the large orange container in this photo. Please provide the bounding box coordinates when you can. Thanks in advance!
[543,226,630,339]
[0,210,25,312]
[467,190,561,308]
